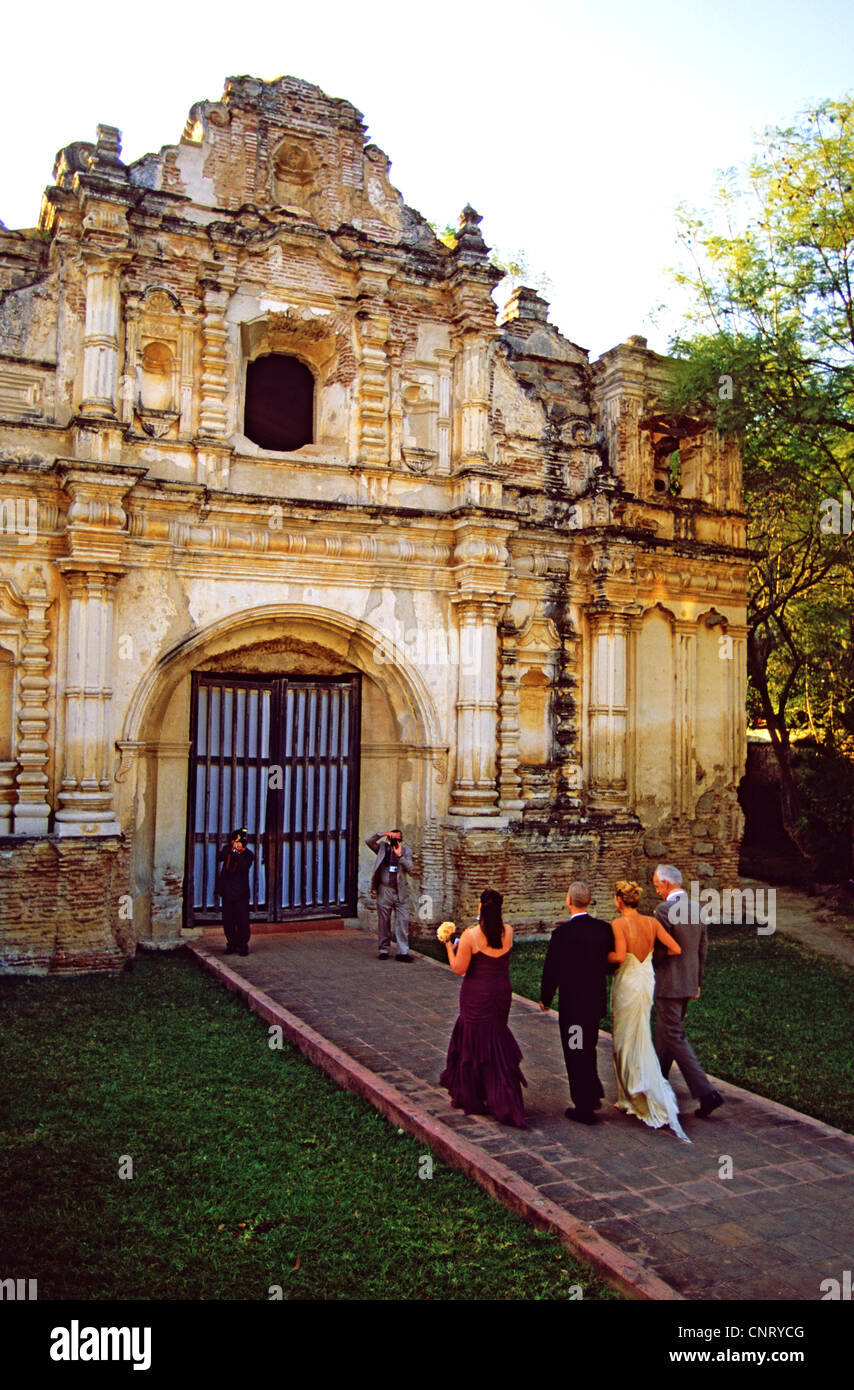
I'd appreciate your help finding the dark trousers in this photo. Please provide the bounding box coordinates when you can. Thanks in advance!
[654,996,712,1100]
[222,893,251,950]
[559,1010,604,1115]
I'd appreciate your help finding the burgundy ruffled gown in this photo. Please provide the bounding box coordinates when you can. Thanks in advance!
[440,949,528,1128]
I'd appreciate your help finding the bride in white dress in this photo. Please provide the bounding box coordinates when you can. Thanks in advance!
[609,880,691,1144]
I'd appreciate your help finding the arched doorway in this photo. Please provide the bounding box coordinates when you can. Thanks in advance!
[119,604,443,945]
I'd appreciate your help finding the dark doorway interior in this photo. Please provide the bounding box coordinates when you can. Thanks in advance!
[185,673,361,926]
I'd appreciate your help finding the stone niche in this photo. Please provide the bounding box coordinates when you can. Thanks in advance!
[271,137,318,215]
[124,286,192,440]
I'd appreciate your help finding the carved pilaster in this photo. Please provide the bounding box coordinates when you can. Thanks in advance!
[388,340,403,467]
[673,618,698,817]
[587,603,635,807]
[54,567,122,835]
[119,294,140,427]
[0,763,15,836]
[12,571,54,835]
[497,624,523,813]
[449,596,503,816]
[79,254,125,417]
[197,279,231,440]
[456,331,490,469]
[725,623,749,786]
[355,312,390,466]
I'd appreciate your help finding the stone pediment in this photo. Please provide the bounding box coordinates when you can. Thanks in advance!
[125,74,441,251]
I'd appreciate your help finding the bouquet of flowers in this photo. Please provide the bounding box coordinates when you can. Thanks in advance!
[437,921,456,944]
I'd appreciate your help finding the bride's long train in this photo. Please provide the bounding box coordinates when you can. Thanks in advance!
[612,955,691,1144]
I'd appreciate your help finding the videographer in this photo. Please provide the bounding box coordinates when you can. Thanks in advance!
[366,828,415,962]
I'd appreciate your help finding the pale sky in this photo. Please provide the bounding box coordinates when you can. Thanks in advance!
[3,0,852,357]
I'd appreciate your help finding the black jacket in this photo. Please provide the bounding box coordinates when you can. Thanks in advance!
[215,844,254,897]
[540,912,614,1020]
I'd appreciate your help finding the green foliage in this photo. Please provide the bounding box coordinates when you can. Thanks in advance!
[666,97,854,862]
[793,741,854,875]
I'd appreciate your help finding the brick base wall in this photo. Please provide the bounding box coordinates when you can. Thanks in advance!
[409,789,744,940]
[0,835,134,975]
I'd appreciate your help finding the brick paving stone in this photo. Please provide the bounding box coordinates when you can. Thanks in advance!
[779,1160,836,1181]
[642,1186,693,1211]
[538,1180,590,1201]
[780,1233,845,1264]
[706,1221,763,1249]
[189,932,854,1301]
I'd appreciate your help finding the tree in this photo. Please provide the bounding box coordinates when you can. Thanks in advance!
[666,97,854,867]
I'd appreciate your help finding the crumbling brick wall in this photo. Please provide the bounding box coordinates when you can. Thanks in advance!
[0,835,133,974]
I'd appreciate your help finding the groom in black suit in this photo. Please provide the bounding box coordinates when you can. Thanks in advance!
[539,881,614,1126]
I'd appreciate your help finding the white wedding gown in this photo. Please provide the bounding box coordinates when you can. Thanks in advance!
[612,954,691,1143]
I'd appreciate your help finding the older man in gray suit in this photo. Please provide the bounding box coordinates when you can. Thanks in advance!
[653,864,723,1119]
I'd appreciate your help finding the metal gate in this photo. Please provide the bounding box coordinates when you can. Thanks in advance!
[184,673,361,926]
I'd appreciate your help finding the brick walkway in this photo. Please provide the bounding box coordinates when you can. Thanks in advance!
[188,929,854,1301]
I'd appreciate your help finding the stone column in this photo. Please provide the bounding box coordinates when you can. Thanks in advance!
[355,312,390,466]
[725,623,749,787]
[436,347,452,474]
[12,571,54,835]
[198,280,230,438]
[54,567,122,836]
[196,276,233,488]
[449,596,501,815]
[457,331,490,468]
[673,618,698,816]
[53,464,141,836]
[79,256,123,417]
[119,293,140,427]
[587,603,631,806]
[497,624,524,813]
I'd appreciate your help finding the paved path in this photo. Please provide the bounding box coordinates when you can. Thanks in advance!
[189,930,854,1301]
[741,877,854,970]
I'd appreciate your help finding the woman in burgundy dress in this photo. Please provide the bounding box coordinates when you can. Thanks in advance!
[439,888,527,1128]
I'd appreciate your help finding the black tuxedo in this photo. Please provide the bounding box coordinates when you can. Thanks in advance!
[540,912,614,1116]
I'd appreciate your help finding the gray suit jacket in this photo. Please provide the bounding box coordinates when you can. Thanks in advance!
[653,892,707,999]
[366,833,413,893]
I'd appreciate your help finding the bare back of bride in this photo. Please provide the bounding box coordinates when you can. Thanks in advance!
[609,880,691,1144]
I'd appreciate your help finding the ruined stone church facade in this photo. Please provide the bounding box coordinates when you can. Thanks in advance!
[0,75,748,972]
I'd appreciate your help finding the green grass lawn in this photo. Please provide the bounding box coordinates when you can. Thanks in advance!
[420,928,854,1133]
[0,952,619,1302]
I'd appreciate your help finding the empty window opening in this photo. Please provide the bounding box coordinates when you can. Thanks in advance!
[244,354,314,451]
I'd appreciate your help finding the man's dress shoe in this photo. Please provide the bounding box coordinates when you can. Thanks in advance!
[697,1090,724,1118]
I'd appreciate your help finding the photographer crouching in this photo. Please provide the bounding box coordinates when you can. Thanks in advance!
[366,829,415,962]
